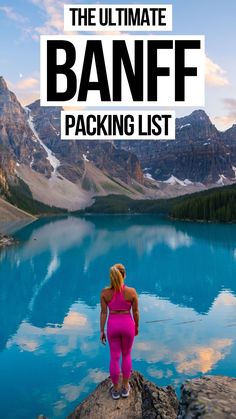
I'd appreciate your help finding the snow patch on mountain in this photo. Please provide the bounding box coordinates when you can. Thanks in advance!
[144,172,155,180]
[163,175,193,186]
[183,178,193,185]
[25,107,60,177]
[232,166,236,179]
[217,174,228,185]
[49,122,60,136]
[179,123,191,130]
[83,153,89,162]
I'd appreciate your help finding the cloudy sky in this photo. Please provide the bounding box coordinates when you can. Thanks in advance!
[0,0,235,130]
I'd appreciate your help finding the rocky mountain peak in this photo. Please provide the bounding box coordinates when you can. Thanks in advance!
[0,77,52,177]
[27,101,144,186]
[0,76,8,92]
[189,109,210,120]
[176,109,213,127]
[176,109,218,141]
[0,76,25,116]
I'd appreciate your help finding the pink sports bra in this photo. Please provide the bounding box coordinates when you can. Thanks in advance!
[107,284,133,311]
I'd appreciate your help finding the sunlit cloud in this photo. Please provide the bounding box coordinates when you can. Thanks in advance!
[214,115,236,129]
[214,291,236,307]
[14,77,39,90]
[6,300,95,359]
[12,337,40,352]
[63,312,88,328]
[134,337,233,375]
[176,339,233,374]
[215,98,236,130]
[6,323,41,352]
[205,56,229,87]
[6,75,39,106]
[132,292,236,376]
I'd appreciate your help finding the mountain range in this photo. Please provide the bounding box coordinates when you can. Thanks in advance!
[1,75,236,213]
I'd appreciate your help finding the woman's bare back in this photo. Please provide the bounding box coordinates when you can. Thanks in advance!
[103,286,136,304]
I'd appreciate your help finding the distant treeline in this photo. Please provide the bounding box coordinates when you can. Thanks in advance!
[4,175,236,222]
[78,183,236,223]
[170,184,236,222]
[76,193,198,216]
[76,194,177,215]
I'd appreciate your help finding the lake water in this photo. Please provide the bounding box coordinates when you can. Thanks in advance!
[0,215,236,418]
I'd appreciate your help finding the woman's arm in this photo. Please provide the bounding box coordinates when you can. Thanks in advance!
[100,290,108,339]
[131,289,139,335]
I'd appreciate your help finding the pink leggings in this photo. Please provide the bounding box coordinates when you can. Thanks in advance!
[107,313,135,384]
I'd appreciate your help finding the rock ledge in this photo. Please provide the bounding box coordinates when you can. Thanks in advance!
[67,370,178,419]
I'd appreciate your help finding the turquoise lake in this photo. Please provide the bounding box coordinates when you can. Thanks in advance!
[0,215,236,418]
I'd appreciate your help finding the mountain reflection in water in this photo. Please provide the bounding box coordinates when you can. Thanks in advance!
[0,215,236,419]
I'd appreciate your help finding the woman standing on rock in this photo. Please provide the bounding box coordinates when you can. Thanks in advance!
[100,263,139,400]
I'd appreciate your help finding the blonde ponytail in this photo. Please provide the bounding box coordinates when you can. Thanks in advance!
[108,265,124,291]
[115,263,126,279]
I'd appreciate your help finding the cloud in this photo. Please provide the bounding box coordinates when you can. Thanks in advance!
[29,1,127,40]
[147,367,173,379]
[134,337,233,375]
[205,56,229,87]
[176,339,232,374]
[63,312,88,328]
[13,337,40,352]
[13,77,39,90]
[59,368,107,402]
[0,6,27,23]
[30,0,67,40]
[214,290,236,306]
[7,75,40,106]
[88,368,108,383]
[45,253,60,281]
[215,98,236,129]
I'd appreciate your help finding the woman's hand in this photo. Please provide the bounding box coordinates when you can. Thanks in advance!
[135,326,139,336]
[100,331,107,345]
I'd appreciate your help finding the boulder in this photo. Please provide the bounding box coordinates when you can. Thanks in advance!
[178,375,236,418]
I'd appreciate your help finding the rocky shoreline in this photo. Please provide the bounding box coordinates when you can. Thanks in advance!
[0,233,18,248]
[53,370,236,419]
[178,375,236,418]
